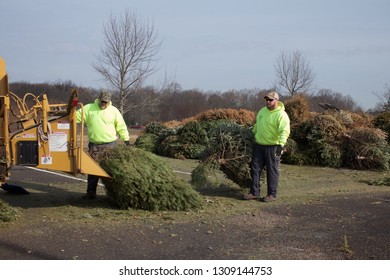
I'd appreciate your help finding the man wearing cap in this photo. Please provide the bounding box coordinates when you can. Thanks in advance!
[243,91,290,202]
[76,91,130,199]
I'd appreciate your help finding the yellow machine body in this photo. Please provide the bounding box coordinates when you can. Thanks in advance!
[0,56,109,184]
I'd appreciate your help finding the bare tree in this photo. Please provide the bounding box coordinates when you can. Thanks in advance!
[92,10,162,115]
[274,50,316,96]
[373,83,390,112]
[308,89,361,112]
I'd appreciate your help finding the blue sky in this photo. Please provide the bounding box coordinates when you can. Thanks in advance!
[1,0,389,110]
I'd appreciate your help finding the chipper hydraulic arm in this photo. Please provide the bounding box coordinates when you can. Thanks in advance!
[0,56,109,186]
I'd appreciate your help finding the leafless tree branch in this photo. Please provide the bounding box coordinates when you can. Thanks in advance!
[274,50,316,97]
[92,10,163,115]
[373,83,390,111]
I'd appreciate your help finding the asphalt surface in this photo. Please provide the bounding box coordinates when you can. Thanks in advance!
[1,166,389,260]
[6,165,88,185]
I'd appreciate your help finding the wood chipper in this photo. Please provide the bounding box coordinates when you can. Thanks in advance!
[0,56,109,191]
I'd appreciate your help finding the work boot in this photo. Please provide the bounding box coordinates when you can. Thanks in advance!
[242,193,259,200]
[262,195,276,202]
[82,191,97,200]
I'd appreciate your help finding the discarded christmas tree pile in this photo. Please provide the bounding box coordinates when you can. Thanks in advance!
[134,105,390,192]
[283,96,390,170]
[134,108,256,160]
[97,146,203,211]
[134,109,257,188]
[191,122,254,189]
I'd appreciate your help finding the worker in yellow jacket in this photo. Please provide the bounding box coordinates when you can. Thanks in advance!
[76,91,130,199]
[243,91,290,202]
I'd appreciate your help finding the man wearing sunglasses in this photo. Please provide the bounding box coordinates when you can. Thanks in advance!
[76,91,130,199]
[243,91,290,202]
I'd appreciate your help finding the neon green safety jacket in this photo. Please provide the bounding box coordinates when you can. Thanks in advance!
[253,101,290,146]
[76,99,130,144]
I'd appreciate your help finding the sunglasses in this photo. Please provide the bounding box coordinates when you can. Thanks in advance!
[265,98,274,102]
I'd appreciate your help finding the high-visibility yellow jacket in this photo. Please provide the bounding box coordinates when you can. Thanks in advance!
[76,99,130,144]
[253,101,290,146]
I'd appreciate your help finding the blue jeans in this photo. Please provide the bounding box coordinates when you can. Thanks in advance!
[250,143,280,197]
[87,141,117,193]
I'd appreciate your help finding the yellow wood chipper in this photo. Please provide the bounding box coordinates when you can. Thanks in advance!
[0,56,109,191]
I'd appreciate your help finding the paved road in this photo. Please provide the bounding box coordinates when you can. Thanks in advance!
[1,166,389,261]
[7,165,88,185]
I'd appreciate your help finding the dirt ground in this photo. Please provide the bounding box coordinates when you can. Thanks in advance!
[0,164,389,260]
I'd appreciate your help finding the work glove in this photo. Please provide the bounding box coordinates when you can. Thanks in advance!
[124,141,131,146]
[275,145,284,157]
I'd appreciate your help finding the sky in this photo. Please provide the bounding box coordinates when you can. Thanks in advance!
[1,0,389,110]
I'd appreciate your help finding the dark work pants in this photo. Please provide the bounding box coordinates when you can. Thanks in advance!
[250,143,280,197]
[86,141,117,194]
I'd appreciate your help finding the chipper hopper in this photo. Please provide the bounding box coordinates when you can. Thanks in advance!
[0,56,109,190]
